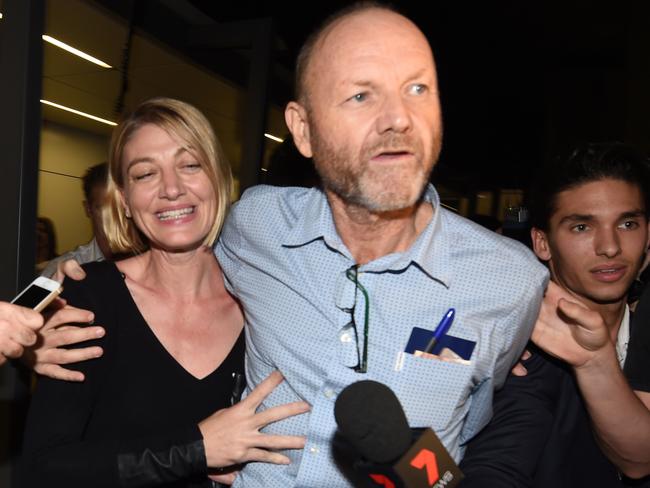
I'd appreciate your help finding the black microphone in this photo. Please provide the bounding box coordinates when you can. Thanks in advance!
[334,380,464,488]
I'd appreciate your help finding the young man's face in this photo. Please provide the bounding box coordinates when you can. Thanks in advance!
[532,178,649,308]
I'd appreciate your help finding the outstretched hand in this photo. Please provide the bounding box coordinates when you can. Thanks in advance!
[532,281,610,368]
[199,370,309,469]
[22,298,104,381]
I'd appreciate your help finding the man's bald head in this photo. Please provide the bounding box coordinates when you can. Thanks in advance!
[295,2,415,104]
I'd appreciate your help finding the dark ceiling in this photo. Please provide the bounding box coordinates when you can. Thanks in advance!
[97,0,647,192]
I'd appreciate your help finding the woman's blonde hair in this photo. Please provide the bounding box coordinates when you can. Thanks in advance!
[103,97,232,254]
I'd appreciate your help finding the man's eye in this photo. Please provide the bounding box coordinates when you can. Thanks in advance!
[350,92,367,102]
[620,220,639,230]
[409,83,427,95]
[571,224,588,232]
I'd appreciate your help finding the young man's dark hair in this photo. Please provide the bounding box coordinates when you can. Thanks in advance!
[81,162,108,203]
[529,142,650,231]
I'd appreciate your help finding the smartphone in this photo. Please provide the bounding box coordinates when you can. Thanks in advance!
[11,276,62,312]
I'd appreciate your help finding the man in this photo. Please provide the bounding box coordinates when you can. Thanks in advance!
[41,162,112,279]
[460,142,650,487]
[215,4,547,486]
[31,3,547,485]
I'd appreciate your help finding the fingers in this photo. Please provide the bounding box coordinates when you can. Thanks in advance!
[255,401,311,428]
[251,434,306,451]
[556,298,602,329]
[511,362,528,377]
[244,370,285,407]
[42,305,95,332]
[39,344,103,366]
[244,447,292,465]
[0,340,24,359]
[34,363,85,382]
[0,303,44,330]
[55,259,85,283]
[208,472,238,484]
[43,325,105,350]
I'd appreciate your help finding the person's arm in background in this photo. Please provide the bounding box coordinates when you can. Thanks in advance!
[0,302,43,365]
[533,281,650,479]
[21,258,105,381]
[459,348,559,488]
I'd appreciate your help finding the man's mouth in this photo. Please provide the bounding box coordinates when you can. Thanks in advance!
[590,264,627,282]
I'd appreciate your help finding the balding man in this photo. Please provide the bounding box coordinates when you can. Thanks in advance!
[215,3,548,486]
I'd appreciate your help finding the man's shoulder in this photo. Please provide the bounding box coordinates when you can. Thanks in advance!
[442,210,544,268]
[225,185,321,234]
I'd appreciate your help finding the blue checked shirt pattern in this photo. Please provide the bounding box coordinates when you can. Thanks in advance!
[216,184,549,488]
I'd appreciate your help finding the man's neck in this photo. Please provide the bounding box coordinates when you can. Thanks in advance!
[326,190,434,265]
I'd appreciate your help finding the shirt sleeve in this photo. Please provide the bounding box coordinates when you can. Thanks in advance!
[625,283,650,392]
[20,270,207,488]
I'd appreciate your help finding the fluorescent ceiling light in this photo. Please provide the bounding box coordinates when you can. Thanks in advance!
[264,133,284,143]
[42,35,112,68]
[0,13,3,19]
[40,99,117,126]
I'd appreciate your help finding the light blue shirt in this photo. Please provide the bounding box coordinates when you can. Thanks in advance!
[216,184,548,488]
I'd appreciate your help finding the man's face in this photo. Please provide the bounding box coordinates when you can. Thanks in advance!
[84,184,106,235]
[290,9,443,212]
[532,179,649,308]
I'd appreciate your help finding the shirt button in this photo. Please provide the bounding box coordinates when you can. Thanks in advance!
[324,388,335,398]
[309,446,320,454]
[340,333,353,343]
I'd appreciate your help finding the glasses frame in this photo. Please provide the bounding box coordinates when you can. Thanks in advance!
[342,265,370,373]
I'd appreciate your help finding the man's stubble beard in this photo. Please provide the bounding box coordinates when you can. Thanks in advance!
[310,126,442,213]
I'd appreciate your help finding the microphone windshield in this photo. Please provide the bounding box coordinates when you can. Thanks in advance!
[334,380,412,464]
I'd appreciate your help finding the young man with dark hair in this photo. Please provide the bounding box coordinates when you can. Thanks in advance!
[41,162,112,278]
[460,142,650,487]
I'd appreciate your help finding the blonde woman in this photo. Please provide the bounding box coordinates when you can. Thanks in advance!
[22,98,308,488]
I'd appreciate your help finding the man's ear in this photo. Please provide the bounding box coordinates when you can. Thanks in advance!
[285,101,313,158]
[531,227,552,262]
[82,200,91,218]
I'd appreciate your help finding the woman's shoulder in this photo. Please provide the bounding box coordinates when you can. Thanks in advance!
[62,261,126,310]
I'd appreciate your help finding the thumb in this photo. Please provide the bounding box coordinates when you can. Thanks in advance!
[61,259,86,281]
[556,298,602,331]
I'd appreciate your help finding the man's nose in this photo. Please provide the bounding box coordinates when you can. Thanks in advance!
[376,93,412,134]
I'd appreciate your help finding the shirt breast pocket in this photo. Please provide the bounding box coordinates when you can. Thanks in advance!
[390,353,474,432]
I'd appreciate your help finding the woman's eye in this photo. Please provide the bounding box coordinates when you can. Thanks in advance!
[133,172,154,181]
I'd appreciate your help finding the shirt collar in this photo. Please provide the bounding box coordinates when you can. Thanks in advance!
[616,304,630,367]
[282,184,453,287]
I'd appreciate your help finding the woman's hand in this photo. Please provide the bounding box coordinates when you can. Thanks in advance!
[199,370,309,468]
[22,298,104,381]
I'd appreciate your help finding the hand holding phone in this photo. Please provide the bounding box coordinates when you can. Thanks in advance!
[0,301,45,365]
[12,276,62,312]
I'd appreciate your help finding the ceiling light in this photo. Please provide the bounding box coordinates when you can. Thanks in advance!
[40,99,117,126]
[42,35,112,68]
[264,133,284,143]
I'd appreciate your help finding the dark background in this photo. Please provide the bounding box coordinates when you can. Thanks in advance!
[97,0,650,192]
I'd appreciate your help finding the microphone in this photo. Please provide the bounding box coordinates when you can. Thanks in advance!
[334,380,464,488]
